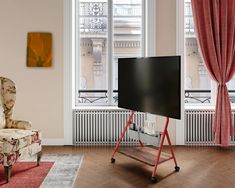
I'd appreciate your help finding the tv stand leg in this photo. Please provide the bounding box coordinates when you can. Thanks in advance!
[166,131,179,171]
[111,111,135,161]
[152,117,169,178]
[152,133,165,178]
[139,140,144,147]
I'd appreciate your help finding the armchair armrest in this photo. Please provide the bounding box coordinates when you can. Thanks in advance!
[6,120,32,130]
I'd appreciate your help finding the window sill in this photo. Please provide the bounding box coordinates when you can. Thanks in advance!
[73,106,124,111]
[185,104,235,110]
[74,104,235,111]
[185,104,215,110]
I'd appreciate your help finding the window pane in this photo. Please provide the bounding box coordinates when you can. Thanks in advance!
[113,0,143,103]
[184,0,211,104]
[228,79,235,103]
[79,0,108,104]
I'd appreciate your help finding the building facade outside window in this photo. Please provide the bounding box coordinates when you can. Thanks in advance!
[184,0,211,104]
[76,0,144,106]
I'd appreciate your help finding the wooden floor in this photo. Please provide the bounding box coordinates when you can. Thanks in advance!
[43,146,235,188]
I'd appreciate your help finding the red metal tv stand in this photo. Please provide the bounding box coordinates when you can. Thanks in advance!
[110,111,180,183]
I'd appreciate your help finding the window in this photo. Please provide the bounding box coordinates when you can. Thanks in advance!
[184,0,211,104]
[76,0,144,106]
[228,78,235,103]
[184,0,235,105]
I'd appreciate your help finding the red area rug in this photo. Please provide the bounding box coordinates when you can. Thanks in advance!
[0,162,54,188]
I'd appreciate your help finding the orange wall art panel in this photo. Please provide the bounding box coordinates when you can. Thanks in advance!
[27,32,52,67]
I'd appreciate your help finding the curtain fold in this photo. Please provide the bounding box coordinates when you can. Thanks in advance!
[191,0,235,146]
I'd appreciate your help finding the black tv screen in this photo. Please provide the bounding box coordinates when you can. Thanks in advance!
[118,56,181,119]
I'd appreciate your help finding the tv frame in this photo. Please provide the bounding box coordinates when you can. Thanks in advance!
[117,56,181,119]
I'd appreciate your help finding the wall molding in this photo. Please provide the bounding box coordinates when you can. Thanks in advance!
[42,138,65,146]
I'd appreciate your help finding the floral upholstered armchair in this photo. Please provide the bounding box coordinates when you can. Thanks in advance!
[0,77,42,183]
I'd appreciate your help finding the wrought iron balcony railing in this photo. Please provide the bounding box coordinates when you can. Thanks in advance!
[185,90,235,104]
[78,89,235,104]
[185,90,211,103]
[78,90,118,103]
[79,1,142,34]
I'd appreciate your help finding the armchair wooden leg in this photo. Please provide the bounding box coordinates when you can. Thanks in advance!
[37,151,42,166]
[4,165,12,183]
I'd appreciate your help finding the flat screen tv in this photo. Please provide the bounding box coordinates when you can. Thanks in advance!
[118,56,181,119]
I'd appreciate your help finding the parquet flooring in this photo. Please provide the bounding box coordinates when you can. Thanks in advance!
[42,146,235,188]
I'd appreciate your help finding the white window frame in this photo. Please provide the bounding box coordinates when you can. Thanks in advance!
[74,0,156,107]
[176,0,185,145]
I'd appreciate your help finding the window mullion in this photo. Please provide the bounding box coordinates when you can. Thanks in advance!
[145,0,156,57]
[75,0,80,106]
[108,0,113,106]
[142,0,146,57]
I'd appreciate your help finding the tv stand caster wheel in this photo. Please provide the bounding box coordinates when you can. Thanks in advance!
[151,177,157,183]
[175,166,180,172]
[111,158,115,163]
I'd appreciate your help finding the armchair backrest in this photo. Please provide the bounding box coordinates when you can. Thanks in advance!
[0,77,16,128]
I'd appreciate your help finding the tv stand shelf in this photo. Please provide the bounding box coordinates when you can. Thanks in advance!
[118,146,173,166]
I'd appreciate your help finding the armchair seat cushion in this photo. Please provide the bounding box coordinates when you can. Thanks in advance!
[0,129,41,153]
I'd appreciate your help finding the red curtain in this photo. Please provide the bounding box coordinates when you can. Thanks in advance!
[191,0,235,146]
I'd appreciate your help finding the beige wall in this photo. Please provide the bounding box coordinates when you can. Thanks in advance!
[156,0,177,144]
[0,0,64,139]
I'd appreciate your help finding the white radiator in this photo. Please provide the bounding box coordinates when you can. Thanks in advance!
[73,109,146,145]
[185,109,235,145]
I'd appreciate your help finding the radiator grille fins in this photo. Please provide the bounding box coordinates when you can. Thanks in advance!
[74,109,235,146]
[185,110,235,145]
[73,110,146,145]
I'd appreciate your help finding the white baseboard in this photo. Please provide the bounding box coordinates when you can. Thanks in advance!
[42,138,66,146]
